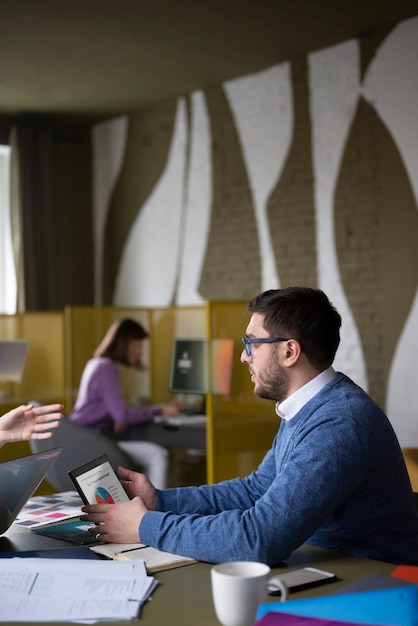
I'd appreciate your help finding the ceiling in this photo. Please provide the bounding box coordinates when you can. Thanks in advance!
[0,0,417,122]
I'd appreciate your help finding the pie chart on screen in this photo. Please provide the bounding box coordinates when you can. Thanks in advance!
[95,487,115,504]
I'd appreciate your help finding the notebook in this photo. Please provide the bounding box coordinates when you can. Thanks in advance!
[0,448,61,535]
[0,340,28,383]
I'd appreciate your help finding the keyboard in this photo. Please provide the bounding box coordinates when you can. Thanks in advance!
[155,414,207,427]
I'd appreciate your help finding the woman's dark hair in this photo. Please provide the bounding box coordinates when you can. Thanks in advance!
[247,287,341,370]
[94,318,149,367]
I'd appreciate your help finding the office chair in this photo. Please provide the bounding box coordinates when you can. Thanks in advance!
[29,416,141,492]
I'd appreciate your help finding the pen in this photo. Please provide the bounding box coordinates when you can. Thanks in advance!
[119,546,144,554]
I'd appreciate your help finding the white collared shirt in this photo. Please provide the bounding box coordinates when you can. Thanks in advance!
[275,367,336,421]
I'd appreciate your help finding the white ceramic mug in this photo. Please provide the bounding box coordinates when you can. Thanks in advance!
[211,561,271,626]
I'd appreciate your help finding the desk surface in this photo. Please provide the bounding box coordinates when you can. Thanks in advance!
[0,524,395,626]
[129,419,206,451]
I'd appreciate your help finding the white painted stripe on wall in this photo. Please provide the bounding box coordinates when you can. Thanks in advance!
[114,99,187,307]
[224,63,293,291]
[309,40,368,390]
[92,115,128,305]
[176,91,212,306]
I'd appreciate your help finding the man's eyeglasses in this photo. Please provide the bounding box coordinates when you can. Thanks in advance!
[242,337,289,357]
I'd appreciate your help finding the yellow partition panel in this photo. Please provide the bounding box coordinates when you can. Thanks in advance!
[0,312,65,406]
[64,305,205,412]
[149,307,206,404]
[0,315,19,338]
[0,314,20,406]
[0,441,30,462]
[0,312,65,494]
[64,307,152,412]
[206,301,279,484]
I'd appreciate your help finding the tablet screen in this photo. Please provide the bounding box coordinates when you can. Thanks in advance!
[68,455,129,505]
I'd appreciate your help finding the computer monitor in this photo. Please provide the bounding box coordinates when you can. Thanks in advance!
[169,339,208,395]
[169,338,234,396]
[0,340,28,383]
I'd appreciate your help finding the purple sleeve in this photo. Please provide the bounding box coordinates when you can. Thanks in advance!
[99,361,162,425]
[72,358,162,427]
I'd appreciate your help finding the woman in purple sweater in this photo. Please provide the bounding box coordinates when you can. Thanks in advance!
[69,319,179,488]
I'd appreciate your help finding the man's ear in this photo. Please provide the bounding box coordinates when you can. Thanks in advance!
[283,339,303,366]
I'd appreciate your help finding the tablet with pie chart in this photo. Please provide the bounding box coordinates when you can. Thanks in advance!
[68,454,129,506]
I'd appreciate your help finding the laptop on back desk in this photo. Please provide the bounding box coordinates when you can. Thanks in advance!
[0,340,29,383]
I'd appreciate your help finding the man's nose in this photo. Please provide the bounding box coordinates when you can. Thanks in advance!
[240,349,251,364]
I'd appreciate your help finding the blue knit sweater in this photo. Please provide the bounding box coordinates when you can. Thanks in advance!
[140,373,418,565]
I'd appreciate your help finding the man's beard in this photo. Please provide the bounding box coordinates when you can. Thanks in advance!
[253,356,290,403]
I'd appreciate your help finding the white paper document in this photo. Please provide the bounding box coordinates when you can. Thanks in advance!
[0,557,158,621]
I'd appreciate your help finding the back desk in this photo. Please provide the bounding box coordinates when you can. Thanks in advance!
[1,524,395,626]
[131,418,206,451]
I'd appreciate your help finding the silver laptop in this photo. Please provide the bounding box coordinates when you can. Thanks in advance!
[0,448,61,535]
[0,340,29,383]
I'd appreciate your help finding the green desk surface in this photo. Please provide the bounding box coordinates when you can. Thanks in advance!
[1,525,395,625]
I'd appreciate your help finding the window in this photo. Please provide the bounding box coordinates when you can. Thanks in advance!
[0,145,17,314]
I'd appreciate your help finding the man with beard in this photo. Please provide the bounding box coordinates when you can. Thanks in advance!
[80,287,418,566]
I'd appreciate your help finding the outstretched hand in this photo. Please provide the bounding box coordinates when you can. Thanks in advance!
[0,403,63,447]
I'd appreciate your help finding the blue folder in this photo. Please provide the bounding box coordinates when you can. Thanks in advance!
[256,585,418,626]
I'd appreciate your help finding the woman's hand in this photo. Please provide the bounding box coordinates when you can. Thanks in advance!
[161,402,180,417]
[80,497,148,544]
[113,422,127,434]
[0,403,63,446]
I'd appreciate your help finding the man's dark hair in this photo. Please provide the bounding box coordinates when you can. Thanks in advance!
[247,287,341,370]
[94,318,149,367]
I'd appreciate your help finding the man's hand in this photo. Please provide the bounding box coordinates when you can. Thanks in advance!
[117,466,158,511]
[80,497,148,544]
[0,403,63,446]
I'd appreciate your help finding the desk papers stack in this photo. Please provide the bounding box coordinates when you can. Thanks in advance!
[0,557,157,621]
